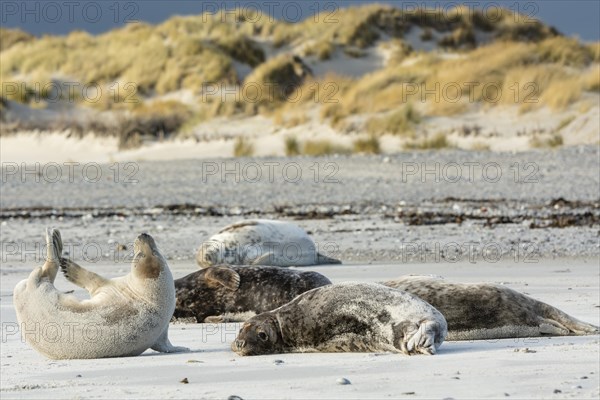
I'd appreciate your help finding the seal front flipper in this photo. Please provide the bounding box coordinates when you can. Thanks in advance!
[151,326,189,353]
[204,266,241,291]
[204,315,228,323]
[204,311,257,323]
[60,258,109,296]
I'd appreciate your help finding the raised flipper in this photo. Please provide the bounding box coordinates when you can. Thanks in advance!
[204,266,241,291]
[60,258,109,296]
[40,228,62,283]
[151,326,189,353]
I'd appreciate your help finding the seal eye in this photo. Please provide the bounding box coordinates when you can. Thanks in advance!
[257,331,268,341]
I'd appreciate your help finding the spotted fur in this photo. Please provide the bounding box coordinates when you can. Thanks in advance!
[196,219,341,267]
[232,282,447,356]
[174,265,331,322]
[382,275,599,340]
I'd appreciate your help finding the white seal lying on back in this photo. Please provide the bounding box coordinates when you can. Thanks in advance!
[196,219,341,267]
[13,228,188,359]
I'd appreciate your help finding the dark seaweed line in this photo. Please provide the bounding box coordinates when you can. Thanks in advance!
[1,200,599,228]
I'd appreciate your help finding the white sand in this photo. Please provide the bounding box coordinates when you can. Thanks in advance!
[1,259,598,399]
[2,92,598,164]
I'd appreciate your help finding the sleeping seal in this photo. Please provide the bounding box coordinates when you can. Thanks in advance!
[174,265,332,322]
[382,275,599,340]
[232,282,447,356]
[196,219,341,267]
[13,228,188,359]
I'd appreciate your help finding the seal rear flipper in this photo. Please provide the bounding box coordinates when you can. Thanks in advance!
[205,266,241,291]
[539,302,600,335]
[151,326,189,353]
[40,228,63,283]
[60,258,109,296]
[316,252,341,265]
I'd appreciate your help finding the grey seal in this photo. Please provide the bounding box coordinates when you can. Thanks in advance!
[196,219,341,267]
[231,282,447,356]
[174,265,332,323]
[382,275,599,340]
[13,228,188,359]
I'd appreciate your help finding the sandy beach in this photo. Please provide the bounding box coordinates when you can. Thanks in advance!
[1,147,599,399]
[2,3,600,398]
[1,259,598,400]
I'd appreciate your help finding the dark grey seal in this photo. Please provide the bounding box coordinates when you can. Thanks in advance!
[231,282,448,356]
[173,265,332,323]
[382,275,599,340]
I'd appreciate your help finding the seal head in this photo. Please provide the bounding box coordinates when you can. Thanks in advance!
[232,314,285,356]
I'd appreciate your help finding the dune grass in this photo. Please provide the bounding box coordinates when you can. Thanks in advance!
[233,136,255,157]
[285,136,301,156]
[302,140,351,156]
[1,5,597,142]
[353,136,381,154]
[530,134,563,148]
[365,104,421,136]
[404,133,452,150]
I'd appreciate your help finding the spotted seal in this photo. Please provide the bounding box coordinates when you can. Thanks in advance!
[231,282,447,356]
[173,265,332,323]
[196,219,341,267]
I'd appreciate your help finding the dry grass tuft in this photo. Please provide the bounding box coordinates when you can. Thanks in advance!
[405,133,452,150]
[530,133,563,148]
[243,54,312,112]
[353,136,381,154]
[365,104,421,136]
[303,140,351,156]
[233,136,254,157]
[285,136,301,156]
[0,28,34,52]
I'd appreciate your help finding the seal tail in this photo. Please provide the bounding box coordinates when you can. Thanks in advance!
[316,253,342,265]
[539,302,599,335]
[41,227,62,283]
